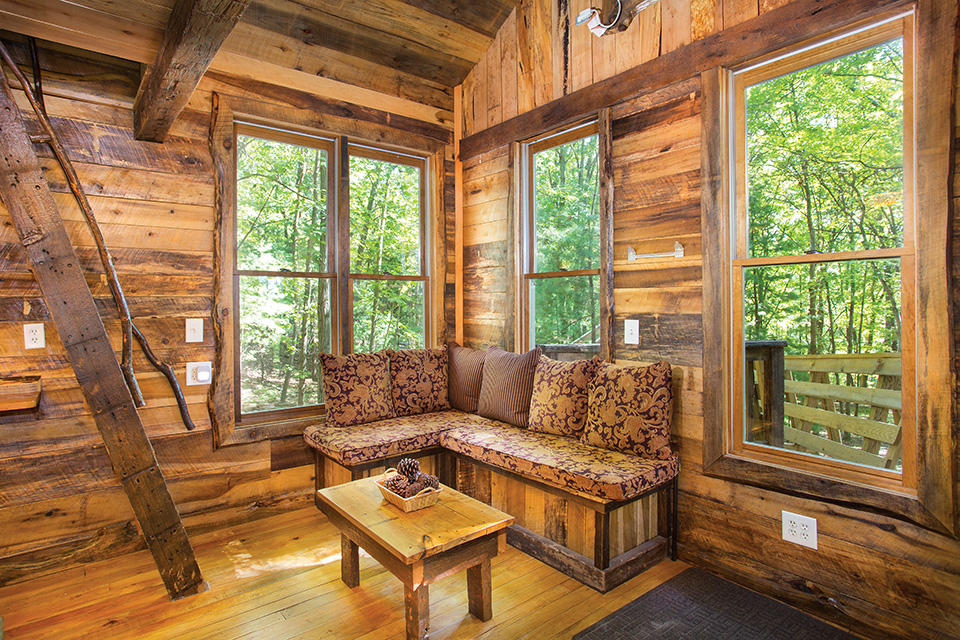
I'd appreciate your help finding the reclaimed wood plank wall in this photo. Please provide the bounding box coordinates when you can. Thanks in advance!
[0,31,455,586]
[458,1,960,639]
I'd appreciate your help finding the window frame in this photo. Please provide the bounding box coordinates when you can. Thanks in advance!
[700,8,957,536]
[519,119,609,356]
[730,19,915,488]
[209,97,437,446]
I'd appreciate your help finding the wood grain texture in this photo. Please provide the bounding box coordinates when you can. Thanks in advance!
[0,76,203,599]
[134,0,250,142]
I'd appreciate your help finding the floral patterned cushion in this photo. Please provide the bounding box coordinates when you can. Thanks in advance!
[318,351,395,428]
[303,410,480,466]
[528,355,599,437]
[477,346,541,427]
[581,361,674,460]
[440,420,678,501]
[387,345,450,416]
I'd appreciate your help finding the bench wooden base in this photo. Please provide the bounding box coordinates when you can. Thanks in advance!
[451,455,677,593]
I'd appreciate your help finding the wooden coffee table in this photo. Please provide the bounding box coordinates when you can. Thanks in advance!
[316,477,514,640]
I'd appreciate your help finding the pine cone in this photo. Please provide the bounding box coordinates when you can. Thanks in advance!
[417,473,440,490]
[403,481,426,498]
[397,458,421,480]
[384,474,409,495]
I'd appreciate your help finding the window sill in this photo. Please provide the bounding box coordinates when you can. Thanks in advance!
[702,452,950,536]
[218,414,327,447]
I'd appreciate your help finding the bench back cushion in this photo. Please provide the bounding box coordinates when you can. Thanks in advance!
[528,355,599,437]
[319,351,396,428]
[477,346,541,427]
[581,360,674,459]
[448,343,486,413]
[388,345,450,416]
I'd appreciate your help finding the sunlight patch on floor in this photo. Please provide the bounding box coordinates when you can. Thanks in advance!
[223,540,342,579]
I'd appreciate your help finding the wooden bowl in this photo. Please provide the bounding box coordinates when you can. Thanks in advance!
[376,469,441,512]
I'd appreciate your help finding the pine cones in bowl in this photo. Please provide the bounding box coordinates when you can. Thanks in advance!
[377,463,442,512]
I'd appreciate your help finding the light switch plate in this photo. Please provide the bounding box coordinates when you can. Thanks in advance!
[186,362,212,386]
[185,318,203,343]
[624,319,640,345]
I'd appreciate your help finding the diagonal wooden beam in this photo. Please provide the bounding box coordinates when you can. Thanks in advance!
[135,0,250,142]
[0,79,206,600]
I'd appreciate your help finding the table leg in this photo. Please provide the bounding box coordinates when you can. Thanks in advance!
[466,559,492,621]
[341,534,359,588]
[404,584,429,640]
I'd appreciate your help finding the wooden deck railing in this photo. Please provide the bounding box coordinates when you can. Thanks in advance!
[746,344,902,470]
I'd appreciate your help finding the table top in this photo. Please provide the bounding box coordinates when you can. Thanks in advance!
[317,477,514,565]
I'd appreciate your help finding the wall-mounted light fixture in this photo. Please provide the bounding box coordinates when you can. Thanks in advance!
[575,0,662,37]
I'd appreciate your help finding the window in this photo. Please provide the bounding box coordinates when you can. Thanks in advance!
[522,122,601,359]
[224,123,429,425]
[349,146,427,353]
[731,20,913,479]
[702,7,956,535]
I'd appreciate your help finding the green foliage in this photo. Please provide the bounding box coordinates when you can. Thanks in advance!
[349,156,425,352]
[236,136,331,414]
[742,38,905,469]
[532,134,600,346]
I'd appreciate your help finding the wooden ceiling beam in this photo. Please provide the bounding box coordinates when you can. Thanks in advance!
[134,0,250,142]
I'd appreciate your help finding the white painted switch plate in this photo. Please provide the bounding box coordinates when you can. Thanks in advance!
[624,319,640,345]
[782,510,818,550]
[185,318,204,343]
[186,362,212,386]
[24,323,45,349]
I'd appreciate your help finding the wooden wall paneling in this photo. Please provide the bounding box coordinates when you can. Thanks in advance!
[532,0,554,107]
[517,0,536,114]
[432,147,450,344]
[598,108,615,362]
[660,0,691,54]
[570,0,593,92]
[461,70,475,138]
[690,0,721,41]
[594,16,618,82]
[638,2,662,65]
[455,85,465,344]
[722,0,760,30]
[474,49,489,132]
[614,6,645,74]
[501,10,520,121]
[487,29,503,128]
[460,0,909,160]
[913,0,958,535]
[554,0,572,99]
[0,77,203,599]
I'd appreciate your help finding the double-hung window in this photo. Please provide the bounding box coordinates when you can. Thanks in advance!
[228,124,428,426]
[522,122,601,359]
[701,9,957,534]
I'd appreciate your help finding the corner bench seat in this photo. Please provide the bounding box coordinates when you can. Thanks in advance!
[303,410,479,466]
[439,420,678,502]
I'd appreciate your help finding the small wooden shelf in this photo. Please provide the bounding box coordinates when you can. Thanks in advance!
[0,375,41,411]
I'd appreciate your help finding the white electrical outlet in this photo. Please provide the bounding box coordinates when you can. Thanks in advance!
[186,362,212,386]
[185,318,204,343]
[24,323,45,349]
[782,510,818,550]
[624,319,640,345]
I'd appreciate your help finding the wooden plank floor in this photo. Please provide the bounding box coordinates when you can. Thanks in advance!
[0,508,689,639]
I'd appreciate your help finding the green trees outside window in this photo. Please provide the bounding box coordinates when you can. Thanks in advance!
[235,131,427,416]
[527,127,601,354]
[735,26,910,472]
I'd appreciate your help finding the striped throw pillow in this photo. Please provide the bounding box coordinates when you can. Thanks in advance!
[477,346,542,428]
[448,343,486,413]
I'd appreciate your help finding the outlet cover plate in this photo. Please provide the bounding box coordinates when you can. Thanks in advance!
[24,323,45,349]
[782,510,818,549]
[624,319,640,345]
[186,362,212,386]
[185,318,203,343]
